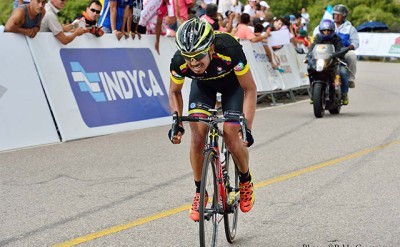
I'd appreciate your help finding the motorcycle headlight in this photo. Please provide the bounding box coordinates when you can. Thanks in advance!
[316,59,325,72]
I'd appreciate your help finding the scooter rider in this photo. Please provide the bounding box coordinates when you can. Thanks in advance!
[308,19,350,105]
[332,4,359,89]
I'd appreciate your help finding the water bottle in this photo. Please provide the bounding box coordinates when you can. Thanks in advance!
[220,151,225,164]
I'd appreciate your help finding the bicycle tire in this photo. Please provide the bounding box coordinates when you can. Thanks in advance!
[222,143,239,243]
[199,149,219,247]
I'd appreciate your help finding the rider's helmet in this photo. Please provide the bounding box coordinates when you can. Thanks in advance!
[332,4,348,20]
[319,19,335,40]
[175,18,215,54]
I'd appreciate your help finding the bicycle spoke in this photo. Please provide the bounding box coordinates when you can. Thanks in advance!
[223,145,239,244]
[200,150,220,247]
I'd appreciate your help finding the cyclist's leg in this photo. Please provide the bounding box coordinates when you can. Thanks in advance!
[188,79,217,221]
[217,74,248,175]
[218,74,255,212]
[188,79,217,182]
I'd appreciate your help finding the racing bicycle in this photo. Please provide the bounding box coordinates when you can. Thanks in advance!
[170,109,248,246]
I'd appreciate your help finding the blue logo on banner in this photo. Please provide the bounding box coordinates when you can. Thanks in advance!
[60,48,170,127]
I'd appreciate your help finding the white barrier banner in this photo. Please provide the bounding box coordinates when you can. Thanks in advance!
[0,33,59,152]
[272,45,304,89]
[27,33,178,141]
[267,29,291,47]
[0,32,309,148]
[356,33,400,58]
[241,41,283,91]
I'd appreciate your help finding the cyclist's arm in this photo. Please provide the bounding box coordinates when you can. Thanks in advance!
[236,69,257,130]
[168,77,184,116]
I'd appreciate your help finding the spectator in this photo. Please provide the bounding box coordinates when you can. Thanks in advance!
[296,29,310,51]
[130,0,146,36]
[201,3,234,32]
[292,12,302,36]
[120,0,134,38]
[281,15,298,47]
[271,17,284,31]
[98,0,131,40]
[154,0,177,54]
[232,13,268,42]
[242,0,258,20]
[5,0,46,38]
[256,1,269,20]
[300,7,309,31]
[14,0,31,9]
[40,0,87,45]
[253,22,277,68]
[174,0,195,26]
[73,0,104,37]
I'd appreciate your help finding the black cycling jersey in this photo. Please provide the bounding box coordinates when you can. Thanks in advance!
[169,32,250,83]
[169,32,250,117]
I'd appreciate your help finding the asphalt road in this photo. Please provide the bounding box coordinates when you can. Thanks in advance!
[1,61,400,247]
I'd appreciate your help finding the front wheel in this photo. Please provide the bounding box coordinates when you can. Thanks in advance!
[329,87,342,114]
[312,83,325,118]
[199,149,219,247]
[222,144,239,243]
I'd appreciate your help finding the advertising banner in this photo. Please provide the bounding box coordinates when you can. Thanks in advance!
[356,33,400,58]
[27,33,174,141]
[0,34,59,152]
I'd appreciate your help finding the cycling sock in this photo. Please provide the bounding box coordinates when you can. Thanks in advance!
[195,181,201,193]
[239,170,251,183]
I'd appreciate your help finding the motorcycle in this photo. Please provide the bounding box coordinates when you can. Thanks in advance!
[307,44,349,118]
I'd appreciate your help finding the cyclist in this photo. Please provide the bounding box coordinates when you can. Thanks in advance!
[308,19,349,105]
[168,18,256,221]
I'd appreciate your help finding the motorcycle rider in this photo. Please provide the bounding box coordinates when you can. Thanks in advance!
[332,4,359,88]
[308,19,349,105]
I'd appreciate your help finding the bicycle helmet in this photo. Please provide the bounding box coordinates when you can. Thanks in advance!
[319,19,335,40]
[175,18,215,54]
[332,4,348,19]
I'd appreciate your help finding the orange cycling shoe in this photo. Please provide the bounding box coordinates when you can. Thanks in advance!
[190,192,208,221]
[239,176,255,213]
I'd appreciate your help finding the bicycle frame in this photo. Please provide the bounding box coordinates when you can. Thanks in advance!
[171,109,247,246]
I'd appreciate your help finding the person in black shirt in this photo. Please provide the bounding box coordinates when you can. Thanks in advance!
[168,18,256,221]
[73,0,104,37]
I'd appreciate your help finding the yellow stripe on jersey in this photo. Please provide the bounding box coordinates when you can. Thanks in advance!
[234,63,250,76]
[170,74,185,84]
[215,53,232,63]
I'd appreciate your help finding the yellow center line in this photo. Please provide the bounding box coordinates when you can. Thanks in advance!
[54,140,400,246]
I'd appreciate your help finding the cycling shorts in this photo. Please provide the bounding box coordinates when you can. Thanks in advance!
[188,71,244,118]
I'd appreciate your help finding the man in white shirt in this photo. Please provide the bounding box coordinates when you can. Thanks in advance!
[40,0,87,45]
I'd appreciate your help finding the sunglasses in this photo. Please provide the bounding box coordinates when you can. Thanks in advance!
[90,8,101,14]
[181,47,210,61]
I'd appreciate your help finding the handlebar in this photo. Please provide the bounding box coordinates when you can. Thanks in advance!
[170,111,248,143]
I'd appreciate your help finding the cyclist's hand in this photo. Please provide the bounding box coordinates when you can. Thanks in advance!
[238,128,254,147]
[168,125,185,144]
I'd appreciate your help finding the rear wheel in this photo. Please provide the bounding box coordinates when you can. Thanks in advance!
[222,143,239,243]
[199,149,219,247]
[313,83,325,118]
